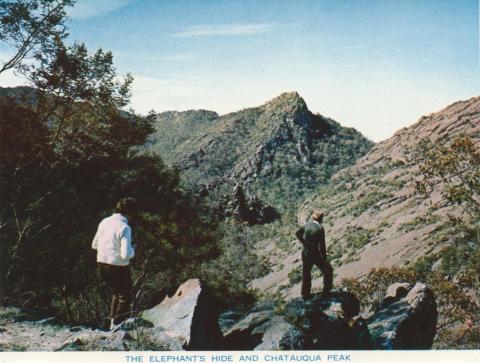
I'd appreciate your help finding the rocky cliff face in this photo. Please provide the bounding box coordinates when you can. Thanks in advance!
[251,96,480,296]
[147,92,373,216]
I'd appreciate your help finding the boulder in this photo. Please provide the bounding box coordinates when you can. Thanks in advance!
[141,279,223,350]
[223,290,367,350]
[367,282,437,349]
[218,309,245,334]
[0,280,437,351]
[380,282,411,308]
[222,284,437,350]
[226,184,280,225]
[223,306,303,350]
[385,282,411,301]
[282,291,368,349]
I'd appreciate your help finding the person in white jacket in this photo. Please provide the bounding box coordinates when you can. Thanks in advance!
[92,198,135,329]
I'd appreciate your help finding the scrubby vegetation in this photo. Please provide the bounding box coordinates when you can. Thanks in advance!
[340,254,479,349]
[340,134,480,349]
[398,214,441,232]
[143,80,373,304]
[0,3,219,325]
[345,191,392,217]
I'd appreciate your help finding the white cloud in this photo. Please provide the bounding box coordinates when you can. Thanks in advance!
[130,75,206,113]
[0,68,28,88]
[68,0,131,20]
[172,23,274,38]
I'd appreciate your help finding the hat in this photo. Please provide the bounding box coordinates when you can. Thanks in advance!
[311,210,327,221]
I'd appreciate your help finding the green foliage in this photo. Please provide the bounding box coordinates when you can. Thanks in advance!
[410,254,437,280]
[414,135,480,217]
[398,214,441,232]
[346,191,392,217]
[199,220,267,309]
[0,28,219,325]
[328,242,343,264]
[341,244,480,349]
[427,273,479,349]
[288,266,302,286]
[405,133,480,348]
[344,225,373,250]
[340,267,418,313]
[0,0,74,74]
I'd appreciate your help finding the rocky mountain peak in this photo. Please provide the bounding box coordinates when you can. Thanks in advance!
[148,94,372,218]
[263,91,308,114]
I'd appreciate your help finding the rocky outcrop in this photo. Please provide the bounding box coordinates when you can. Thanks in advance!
[0,307,172,351]
[0,280,437,351]
[225,184,280,225]
[368,282,437,349]
[223,291,368,350]
[223,283,437,350]
[141,279,223,350]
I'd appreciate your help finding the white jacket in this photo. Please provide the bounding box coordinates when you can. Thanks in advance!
[92,213,135,266]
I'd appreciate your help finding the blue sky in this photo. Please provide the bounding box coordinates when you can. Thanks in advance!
[1,0,479,141]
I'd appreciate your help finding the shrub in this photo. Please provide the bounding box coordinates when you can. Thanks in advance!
[340,265,480,348]
[344,226,373,250]
[288,266,303,286]
[347,191,392,217]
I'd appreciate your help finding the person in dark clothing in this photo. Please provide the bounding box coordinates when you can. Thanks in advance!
[295,210,333,299]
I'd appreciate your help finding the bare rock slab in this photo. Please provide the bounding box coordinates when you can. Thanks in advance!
[141,279,222,350]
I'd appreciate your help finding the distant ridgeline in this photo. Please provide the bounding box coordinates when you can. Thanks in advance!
[145,92,373,219]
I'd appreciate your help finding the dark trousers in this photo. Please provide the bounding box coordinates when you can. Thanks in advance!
[97,262,132,325]
[301,250,333,298]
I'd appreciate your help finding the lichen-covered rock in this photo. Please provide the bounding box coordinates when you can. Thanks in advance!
[223,308,305,351]
[115,317,154,331]
[367,282,437,349]
[223,290,365,350]
[218,309,244,334]
[223,309,279,350]
[282,291,366,349]
[141,279,223,350]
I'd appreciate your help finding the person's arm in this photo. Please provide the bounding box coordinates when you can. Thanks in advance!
[92,226,100,250]
[296,227,305,246]
[319,227,326,258]
[120,226,134,260]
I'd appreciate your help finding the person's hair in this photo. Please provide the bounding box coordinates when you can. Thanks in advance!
[311,210,324,221]
[115,198,136,215]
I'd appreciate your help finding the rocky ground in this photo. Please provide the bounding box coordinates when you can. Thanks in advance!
[0,279,438,351]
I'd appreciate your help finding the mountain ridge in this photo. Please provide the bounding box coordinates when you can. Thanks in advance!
[147,91,373,216]
[250,95,480,297]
